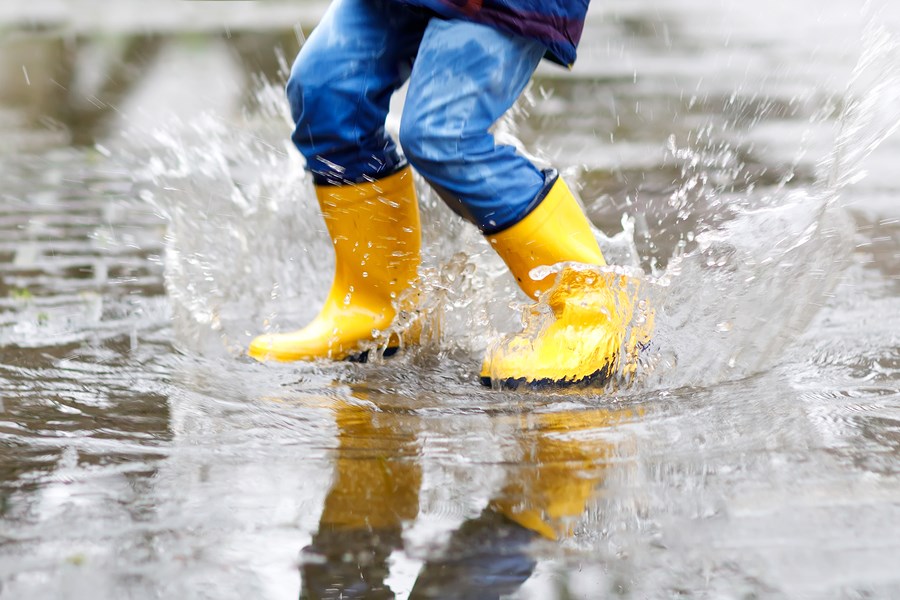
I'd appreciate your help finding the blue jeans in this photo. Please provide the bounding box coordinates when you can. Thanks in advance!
[287,0,548,233]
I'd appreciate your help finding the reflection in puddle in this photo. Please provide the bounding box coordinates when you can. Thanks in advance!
[299,389,638,598]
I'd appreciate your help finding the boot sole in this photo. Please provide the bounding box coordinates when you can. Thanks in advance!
[481,338,653,391]
[345,346,400,363]
[479,361,614,391]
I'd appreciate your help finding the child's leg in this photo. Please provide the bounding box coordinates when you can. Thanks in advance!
[400,18,605,296]
[399,19,547,233]
[401,20,638,388]
[249,0,428,362]
[287,0,428,183]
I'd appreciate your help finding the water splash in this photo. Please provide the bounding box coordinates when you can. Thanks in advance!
[138,111,318,357]
[482,12,900,393]
[823,16,900,194]
[633,15,900,390]
[140,15,899,392]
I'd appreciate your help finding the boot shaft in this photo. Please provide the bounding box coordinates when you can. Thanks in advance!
[316,166,422,306]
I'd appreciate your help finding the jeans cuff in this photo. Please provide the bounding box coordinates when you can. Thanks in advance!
[480,168,559,236]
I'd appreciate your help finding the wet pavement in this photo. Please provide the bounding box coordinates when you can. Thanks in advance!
[1,1,899,598]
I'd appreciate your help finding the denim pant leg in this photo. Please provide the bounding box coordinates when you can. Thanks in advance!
[399,19,547,233]
[287,0,428,185]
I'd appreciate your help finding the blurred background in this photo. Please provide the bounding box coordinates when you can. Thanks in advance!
[0,0,325,148]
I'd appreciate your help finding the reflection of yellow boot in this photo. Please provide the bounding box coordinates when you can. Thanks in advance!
[302,392,421,599]
[490,407,638,540]
[319,396,421,531]
[249,167,420,362]
[480,176,648,388]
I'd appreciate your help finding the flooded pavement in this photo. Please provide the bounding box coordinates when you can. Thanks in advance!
[1,1,899,598]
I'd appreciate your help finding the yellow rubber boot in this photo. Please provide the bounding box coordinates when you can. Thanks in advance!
[480,176,647,388]
[248,166,420,362]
